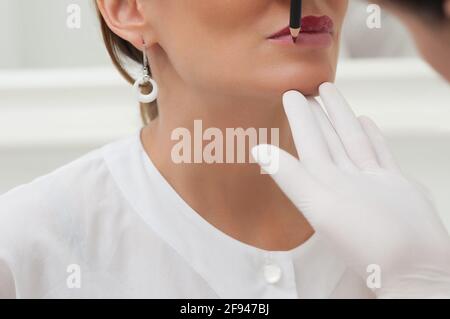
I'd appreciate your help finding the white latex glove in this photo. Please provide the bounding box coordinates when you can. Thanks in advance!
[252,83,450,299]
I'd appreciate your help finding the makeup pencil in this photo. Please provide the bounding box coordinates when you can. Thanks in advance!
[290,0,302,43]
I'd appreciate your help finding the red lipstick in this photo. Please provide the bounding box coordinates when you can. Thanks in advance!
[269,15,334,48]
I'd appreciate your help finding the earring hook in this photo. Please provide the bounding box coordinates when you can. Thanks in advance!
[142,39,149,77]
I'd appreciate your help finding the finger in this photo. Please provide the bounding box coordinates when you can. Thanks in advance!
[251,144,323,225]
[308,98,357,172]
[283,91,333,166]
[358,116,401,173]
[319,83,379,171]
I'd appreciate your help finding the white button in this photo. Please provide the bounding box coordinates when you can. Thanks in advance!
[263,263,282,284]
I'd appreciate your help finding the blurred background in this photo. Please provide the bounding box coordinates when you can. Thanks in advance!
[0,1,449,227]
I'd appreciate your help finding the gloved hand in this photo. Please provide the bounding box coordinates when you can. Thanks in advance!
[252,82,450,298]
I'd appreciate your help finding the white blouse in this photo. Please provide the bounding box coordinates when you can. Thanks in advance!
[0,131,374,299]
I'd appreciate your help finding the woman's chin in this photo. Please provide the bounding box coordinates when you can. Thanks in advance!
[285,83,321,97]
[280,73,335,97]
[260,66,336,98]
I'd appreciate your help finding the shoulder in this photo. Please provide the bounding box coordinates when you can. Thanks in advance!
[0,147,105,217]
[0,133,140,242]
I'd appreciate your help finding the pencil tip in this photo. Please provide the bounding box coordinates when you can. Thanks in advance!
[289,27,301,43]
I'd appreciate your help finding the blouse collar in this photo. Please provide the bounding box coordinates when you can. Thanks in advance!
[102,130,347,298]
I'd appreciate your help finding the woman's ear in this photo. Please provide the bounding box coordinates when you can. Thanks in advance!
[96,0,153,49]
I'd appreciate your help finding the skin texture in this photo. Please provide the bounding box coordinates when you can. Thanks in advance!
[371,0,450,81]
[97,0,348,251]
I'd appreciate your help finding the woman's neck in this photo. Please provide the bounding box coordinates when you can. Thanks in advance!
[140,73,314,251]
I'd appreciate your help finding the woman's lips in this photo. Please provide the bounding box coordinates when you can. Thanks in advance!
[268,15,334,47]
